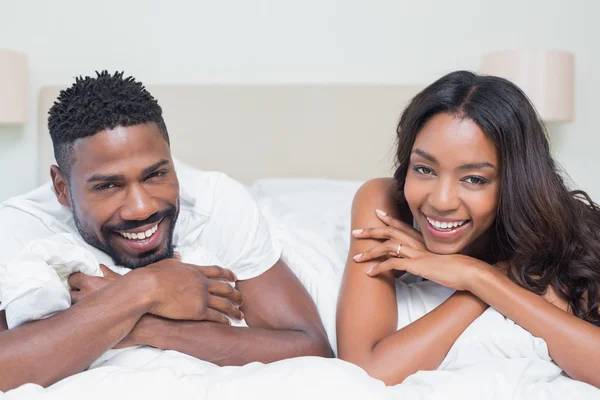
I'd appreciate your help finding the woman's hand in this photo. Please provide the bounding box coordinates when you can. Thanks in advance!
[352,209,488,291]
[351,209,426,252]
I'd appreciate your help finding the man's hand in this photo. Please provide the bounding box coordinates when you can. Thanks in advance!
[143,259,244,322]
[69,251,184,303]
[113,314,169,349]
[69,264,120,304]
[69,259,244,323]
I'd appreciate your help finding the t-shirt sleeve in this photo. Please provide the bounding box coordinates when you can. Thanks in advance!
[200,174,282,281]
[0,207,55,271]
[0,207,56,306]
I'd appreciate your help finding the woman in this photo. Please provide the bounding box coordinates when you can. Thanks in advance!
[336,70,600,388]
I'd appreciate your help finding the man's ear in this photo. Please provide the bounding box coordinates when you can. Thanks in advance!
[50,165,72,208]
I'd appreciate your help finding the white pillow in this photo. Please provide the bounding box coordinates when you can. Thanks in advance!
[250,178,363,354]
[250,178,363,261]
[251,178,364,198]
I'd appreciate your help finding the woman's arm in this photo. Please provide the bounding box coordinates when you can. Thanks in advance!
[363,242,600,388]
[336,178,488,385]
[470,266,600,388]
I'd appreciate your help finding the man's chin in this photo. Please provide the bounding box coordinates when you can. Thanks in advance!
[108,245,173,269]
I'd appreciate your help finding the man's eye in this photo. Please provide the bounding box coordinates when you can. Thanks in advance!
[95,183,117,191]
[147,170,167,180]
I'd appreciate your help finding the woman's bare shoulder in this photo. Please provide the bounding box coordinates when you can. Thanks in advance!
[353,178,411,222]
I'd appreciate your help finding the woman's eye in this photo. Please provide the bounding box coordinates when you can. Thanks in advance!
[414,166,434,175]
[463,176,489,186]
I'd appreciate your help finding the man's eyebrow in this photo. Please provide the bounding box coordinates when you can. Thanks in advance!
[86,174,124,183]
[142,159,170,175]
[86,160,170,183]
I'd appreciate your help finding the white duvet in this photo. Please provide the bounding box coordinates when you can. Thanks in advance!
[1,179,599,399]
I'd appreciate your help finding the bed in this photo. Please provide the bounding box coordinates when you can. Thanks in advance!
[3,84,598,399]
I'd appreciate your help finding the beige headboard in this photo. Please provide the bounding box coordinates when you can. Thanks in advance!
[38,85,422,185]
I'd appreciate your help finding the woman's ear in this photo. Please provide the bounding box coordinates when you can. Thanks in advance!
[50,165,72,208]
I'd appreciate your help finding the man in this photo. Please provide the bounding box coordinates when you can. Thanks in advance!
[0,71,331,391]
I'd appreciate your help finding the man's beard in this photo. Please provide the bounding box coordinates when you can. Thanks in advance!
[72,203,179,269]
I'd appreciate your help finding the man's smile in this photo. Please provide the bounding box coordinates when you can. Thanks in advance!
[111,218,168,256]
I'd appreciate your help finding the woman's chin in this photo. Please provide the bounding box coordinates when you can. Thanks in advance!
[424,241,465,256]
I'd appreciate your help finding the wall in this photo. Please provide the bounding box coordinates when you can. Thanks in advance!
[0,0,598,200]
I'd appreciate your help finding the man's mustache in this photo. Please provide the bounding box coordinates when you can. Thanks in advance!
[103,206,177,232]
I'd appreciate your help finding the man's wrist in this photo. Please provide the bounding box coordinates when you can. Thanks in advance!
[119,269,160,315]
[134,315,174,348]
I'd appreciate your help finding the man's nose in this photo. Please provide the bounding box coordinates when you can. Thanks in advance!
[119,184,158,222]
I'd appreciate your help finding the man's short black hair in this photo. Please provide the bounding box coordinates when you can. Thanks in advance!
[48,71,169,177]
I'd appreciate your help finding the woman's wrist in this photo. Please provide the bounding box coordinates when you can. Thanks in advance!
[464,259,497,295]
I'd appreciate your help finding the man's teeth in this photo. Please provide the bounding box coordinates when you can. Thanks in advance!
[119,224,159,240]
[426,217,467,230]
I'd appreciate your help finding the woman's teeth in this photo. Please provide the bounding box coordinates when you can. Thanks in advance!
[118,224,159,240]
[426,217,468,231]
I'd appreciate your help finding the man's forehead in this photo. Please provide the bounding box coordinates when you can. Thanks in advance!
[73,124,165,153]
[70,124,171,180]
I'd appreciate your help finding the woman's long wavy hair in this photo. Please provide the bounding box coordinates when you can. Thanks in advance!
[394,70,600,326]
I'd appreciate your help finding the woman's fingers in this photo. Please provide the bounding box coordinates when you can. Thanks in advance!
[354,241,419,262]
[374,209,424,242]
[352,226,423,250]
[366,257,409,277]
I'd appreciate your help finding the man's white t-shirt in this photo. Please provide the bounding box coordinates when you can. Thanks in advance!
[0,161,282,282]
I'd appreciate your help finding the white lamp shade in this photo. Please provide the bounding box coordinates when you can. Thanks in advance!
[0,50,28,125]
[481,50,574,122]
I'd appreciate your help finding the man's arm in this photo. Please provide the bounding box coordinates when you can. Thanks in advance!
[0,261,241,391]
[0,272,153,391]
[127,259,333,364]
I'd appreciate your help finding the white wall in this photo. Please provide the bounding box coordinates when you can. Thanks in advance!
[0,0,598,201]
